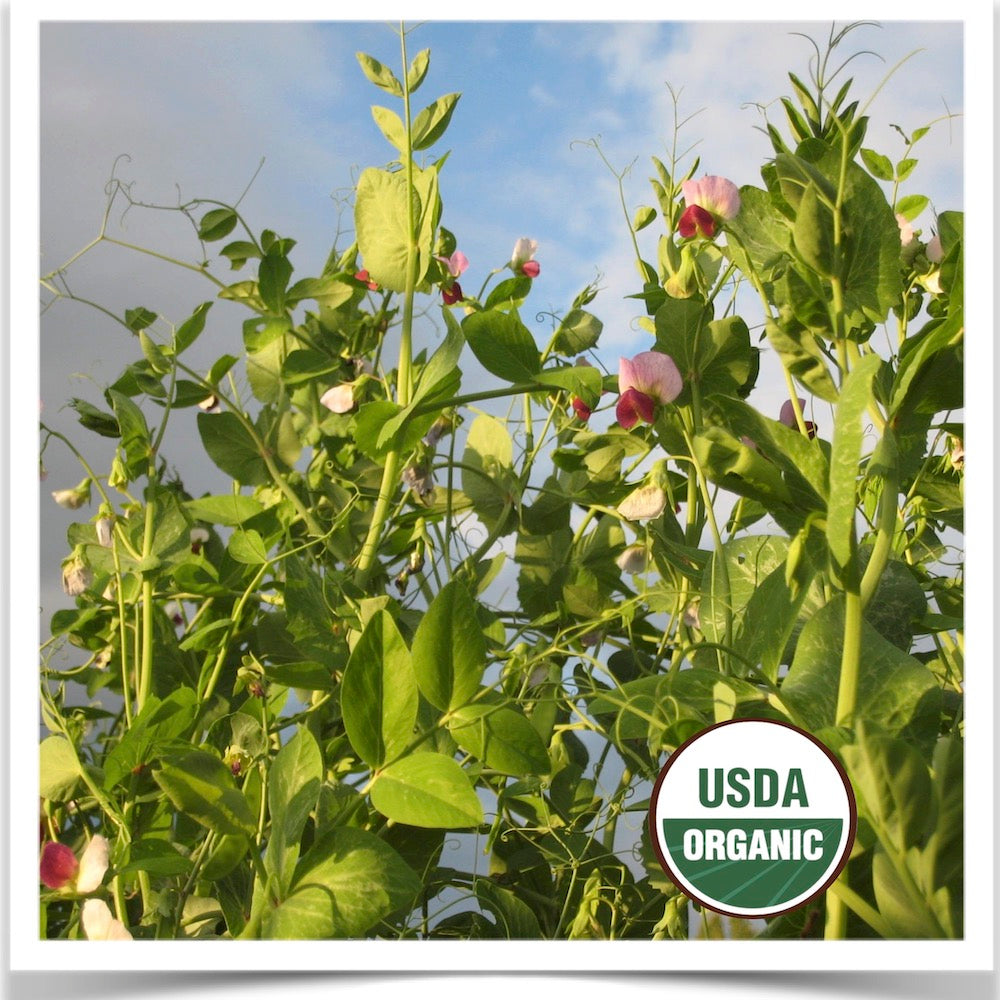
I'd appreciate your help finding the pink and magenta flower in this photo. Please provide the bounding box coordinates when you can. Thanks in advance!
[678,175,741,239]
[436,250,469,305]
[779,397,817,439]
[40,835,109,893]
[616,351,683,429]
[510,238,540,278]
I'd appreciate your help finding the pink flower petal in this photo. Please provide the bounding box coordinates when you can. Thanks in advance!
[571,397,592,422]
[682,175,741,220]
[779,398,806,428]
[619,352,683,404]
[521,260,540,278]
[320,384,355,414]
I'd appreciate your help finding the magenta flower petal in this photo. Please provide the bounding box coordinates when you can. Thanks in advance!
[40,842,79,889]
[616,387,656,429]
[571,397,592,422]
[619,351,683,405]
[521,260,540,278]
[442,282,464,306]
[679,204,715,239]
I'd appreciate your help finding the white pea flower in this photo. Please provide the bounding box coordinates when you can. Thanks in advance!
[616,544,649,575]
[95,517,114,548]
[617,485,667,522]
[320,383,356,414]
[62,553,92,597]
[81,898,133,941]
[198,395,221,414]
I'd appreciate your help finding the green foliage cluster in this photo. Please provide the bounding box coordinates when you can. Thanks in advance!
[39,23,962,942]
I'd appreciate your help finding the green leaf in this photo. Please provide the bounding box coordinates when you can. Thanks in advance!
[739,561,813,681]
[356,51,404,97]
[553,309,603,355]
[632,205,657,232]
[461,413,517,534]
[463,309,541,383]
[763,321,839,403]
[174,302,213,353]
[228,528,269,565]
[860,147,894,181]
[475,878,542,938]
[197,412,268,485]
[198,208,238,242]
[411,580,486,711]
[119,839,193,878]
[340,611,417,769]
[107,390,151,477]
[266,726,323,895]
[826,353,880,574]
[125,306,158,332]
[371,105,407,153]
[68,398,120,438]
[483,275,532,312]
[39,736,81,801]
[725,185,791,280]
[355,166,438,292]
[184,495,264,527]
[412,93,460,150]
[781,598,941,752]
[895,158,918,182]
[258,249,293,314]
[406,49,430,93]
[154,750,257,838]
[532,363,603,405]
[262,827,420,939]
[370,754,484,828]
[139,330,170,374]
[448,703,551,776]
[793,183,835,276]
[208,353,239,387]
[894,193,929,222]
[841,724,932,854]
[219,240,260,270]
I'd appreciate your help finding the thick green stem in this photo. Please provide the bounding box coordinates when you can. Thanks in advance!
[860,469,899,609]
[136,491,157,711]
[835,587,863,727]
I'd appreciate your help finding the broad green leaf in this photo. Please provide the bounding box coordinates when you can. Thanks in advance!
[781,598,941,752]
[739,561,813,682]
[793,183,835,276]
[841,724,933,854]
[475,879,542,938]
[139,330,170,374]
[266,726,323,895]
[461,414,517,534]
[354,166,438,292]
[632,205,657,232]
[412,93,460,150]
[356,51,404,97]
[871,848,943,938]
[39,736,80,801]
[553,308,603,355]
[895,193,929,222]
[184,495,263,527]
[107,390,151,477]
[228,528,269,565]
[411,580,486,711]
[69,398,120,438]
[370,753,484,828]
[119,839,193,878]
[198,207,238,242]
[154,750,257,839]
[125,306,158,332]
[448,703,551,776]
[463,309,541,383]
[258,249,293,315]
[371,105,407,153]
[197,412,268,485]
[532,363,602,405]
[725,185,791,280]
[763,321,839,403]
[826,353,880,575]
[174,302,213,353]
[860,147,894,181]
[483,275,532,312]
[103,687,199,789]
[340,611,417,768]
[262,827,420,939]
[220,240,260,270]
[280,349,342,385]
[406,49,430,93]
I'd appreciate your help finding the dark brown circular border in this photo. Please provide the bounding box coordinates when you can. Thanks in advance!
[646,717,858,921]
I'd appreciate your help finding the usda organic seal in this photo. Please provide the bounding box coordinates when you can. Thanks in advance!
[648,719,856,919]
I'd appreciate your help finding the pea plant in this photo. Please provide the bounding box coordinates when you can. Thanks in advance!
[39,23,962,942]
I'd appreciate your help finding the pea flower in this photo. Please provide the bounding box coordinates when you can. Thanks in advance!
[778,398,817,439]
[616,544,648,574]
[52,477,92,510]
[61,550,92,597]
[510,238,540,278]
[678,176,741,239]
[616,351,683,430]
[189,527,210,555]
[617,484,667,522]
[895,213,916,247]
[40,835,109,893]
[354,269,378,291]
[320,383,356,414]
[164,601,184,626]
[436,250,469,306]
[198,395,222,414]
[81,898,133,941]
[95,517,114,548]
[402,464,435,499]
[927,234,943,263]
